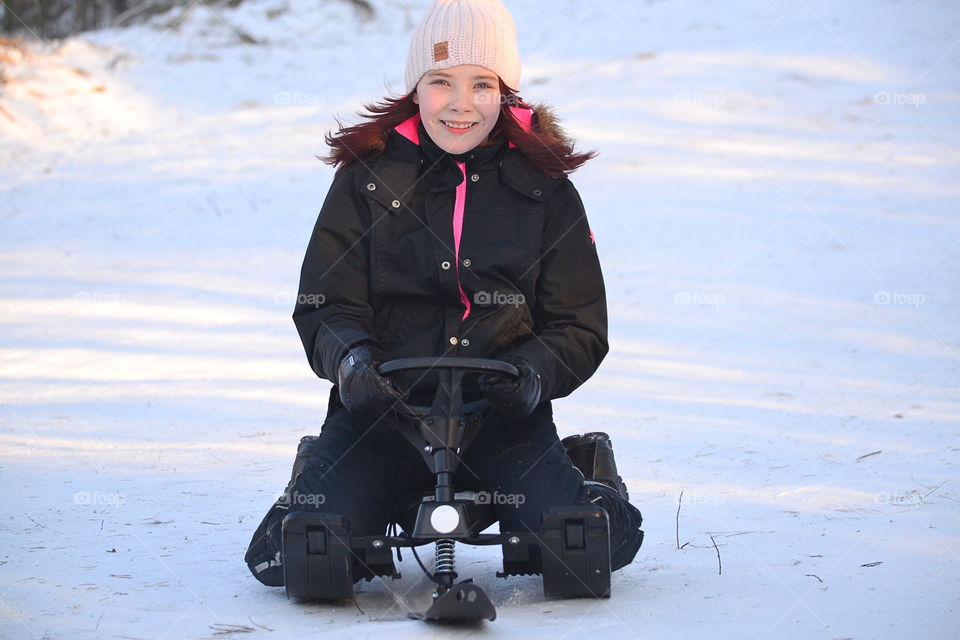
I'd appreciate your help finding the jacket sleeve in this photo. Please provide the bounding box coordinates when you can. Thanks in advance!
[507,178,609,400]
[293,167,381,383]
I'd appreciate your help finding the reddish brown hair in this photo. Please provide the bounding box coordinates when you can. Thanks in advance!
[322,81,597,178]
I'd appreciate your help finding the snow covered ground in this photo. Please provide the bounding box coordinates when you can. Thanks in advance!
[1,0,958,637]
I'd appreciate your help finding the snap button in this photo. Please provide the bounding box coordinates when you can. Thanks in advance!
[366,182,376,191]
[533,188,543,197]
[441,261,451,270]
[391,199,401,208]
[470,173,479,182]
[461,338,470,347]
[449,336,459,345]
[462,258,471,267]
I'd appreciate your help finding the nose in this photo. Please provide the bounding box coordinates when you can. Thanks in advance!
[448,86,474,113]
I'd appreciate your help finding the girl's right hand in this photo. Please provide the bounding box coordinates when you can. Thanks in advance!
[337,344,403,417]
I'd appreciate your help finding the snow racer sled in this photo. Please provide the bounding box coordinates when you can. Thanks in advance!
[281,357,614,622]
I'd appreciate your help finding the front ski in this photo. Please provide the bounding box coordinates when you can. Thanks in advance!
[409,579,496,622]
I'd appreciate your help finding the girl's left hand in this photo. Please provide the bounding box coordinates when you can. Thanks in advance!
[479,357,542,420]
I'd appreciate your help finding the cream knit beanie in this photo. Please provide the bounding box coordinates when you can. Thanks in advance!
[404,0,521,95]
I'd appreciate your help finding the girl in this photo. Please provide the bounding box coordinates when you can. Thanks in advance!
[246,0,643,591]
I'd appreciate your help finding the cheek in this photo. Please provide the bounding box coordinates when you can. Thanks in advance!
[417,97,435,116]
[416,89,441,115]
[417,101,432,120]
[478,94,501,117]
[479,103,500,129]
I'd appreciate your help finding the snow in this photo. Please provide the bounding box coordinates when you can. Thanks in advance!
[1,0,958,638]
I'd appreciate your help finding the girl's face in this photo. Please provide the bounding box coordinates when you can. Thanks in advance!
[413,64,502,155]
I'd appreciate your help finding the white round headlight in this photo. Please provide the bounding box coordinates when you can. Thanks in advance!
[430,505,460,534]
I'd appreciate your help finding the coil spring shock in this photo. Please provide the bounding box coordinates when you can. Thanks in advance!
[435,538,456,577]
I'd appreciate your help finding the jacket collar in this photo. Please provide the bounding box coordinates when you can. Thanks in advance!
[392,109,536,170]
[417,119,506,170]
[393,106,534,145]
[384,109,555,202]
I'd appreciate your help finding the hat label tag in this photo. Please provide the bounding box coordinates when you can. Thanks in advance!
[433,41,449,62]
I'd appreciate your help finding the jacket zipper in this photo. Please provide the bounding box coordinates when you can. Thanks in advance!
[453,161,471,321]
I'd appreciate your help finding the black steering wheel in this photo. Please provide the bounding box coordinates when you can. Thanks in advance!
[377,357,519,418]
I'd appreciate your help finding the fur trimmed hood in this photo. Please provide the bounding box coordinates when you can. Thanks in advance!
[526,102,571,145]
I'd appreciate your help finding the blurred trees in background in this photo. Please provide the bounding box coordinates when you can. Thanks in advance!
[0,0,375,38]
[2,0,181,37]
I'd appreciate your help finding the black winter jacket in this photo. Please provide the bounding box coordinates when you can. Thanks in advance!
[293,112,608,402]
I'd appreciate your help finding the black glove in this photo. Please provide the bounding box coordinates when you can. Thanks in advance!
[480,356,543,419]
[337,343,402,416]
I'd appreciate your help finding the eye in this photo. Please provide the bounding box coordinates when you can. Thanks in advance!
[431,79,450,86]
[475,82,493,89]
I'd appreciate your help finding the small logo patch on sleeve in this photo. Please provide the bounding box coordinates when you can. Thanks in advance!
[433,41,449,62]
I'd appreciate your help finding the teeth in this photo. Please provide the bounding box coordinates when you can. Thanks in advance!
[442,121,476,129]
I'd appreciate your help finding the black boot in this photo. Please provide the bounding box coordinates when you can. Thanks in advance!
[561,432,630,501]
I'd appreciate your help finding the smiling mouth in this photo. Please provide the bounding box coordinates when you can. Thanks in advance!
[441,120,478,130]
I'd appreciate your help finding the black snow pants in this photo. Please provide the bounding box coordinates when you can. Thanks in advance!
[245,392,643,587]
